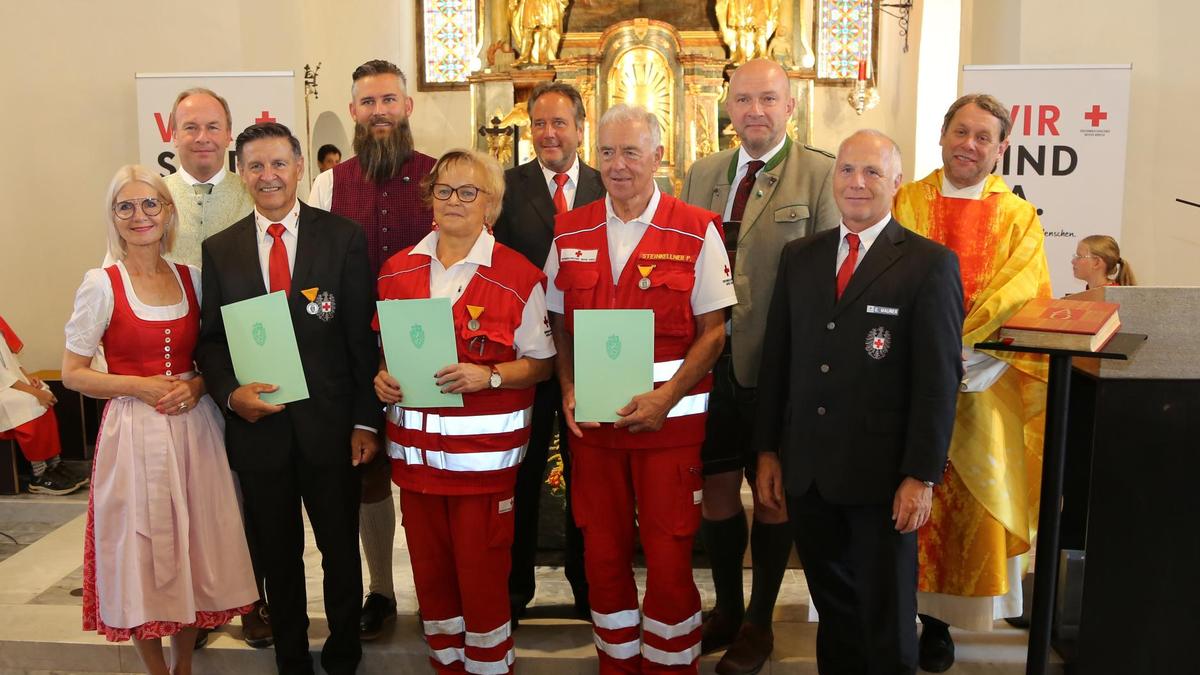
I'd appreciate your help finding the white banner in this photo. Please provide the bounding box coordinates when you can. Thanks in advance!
[962,65,1131,295]
[135,71,295,177]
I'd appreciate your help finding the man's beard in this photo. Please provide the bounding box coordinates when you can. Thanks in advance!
[353,116,414,183]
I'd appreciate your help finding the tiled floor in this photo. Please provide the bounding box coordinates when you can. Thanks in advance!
[0,487,1060,674]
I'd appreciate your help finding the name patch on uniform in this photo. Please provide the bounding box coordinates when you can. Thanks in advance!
[866,305,899,316]
[561,248,598,262]
[640,252,695,263]
[498,497,514,514]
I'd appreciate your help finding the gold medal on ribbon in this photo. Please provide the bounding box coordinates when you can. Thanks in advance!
[466,304,485,331]
[637,265,655,290]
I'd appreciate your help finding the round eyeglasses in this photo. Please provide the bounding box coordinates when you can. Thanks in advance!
[113,197,166,219]
[431,183,484,203]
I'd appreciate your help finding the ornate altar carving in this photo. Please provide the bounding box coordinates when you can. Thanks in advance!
[468,0,869,190]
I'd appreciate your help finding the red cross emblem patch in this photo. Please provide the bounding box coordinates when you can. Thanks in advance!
[865,327,891,360]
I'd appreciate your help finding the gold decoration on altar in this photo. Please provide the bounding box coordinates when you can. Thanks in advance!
[507,0,568,66]
[608,47,675,164]
[715,0,781,65]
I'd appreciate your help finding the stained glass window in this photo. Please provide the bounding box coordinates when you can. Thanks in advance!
[419,0,477,90]
[817,0,874,80]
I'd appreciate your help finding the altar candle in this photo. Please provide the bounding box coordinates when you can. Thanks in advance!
[857,58,867,81]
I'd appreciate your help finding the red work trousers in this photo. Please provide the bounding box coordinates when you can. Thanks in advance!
[400,489,516,675]
[0,408,62,462]
[571,440,704,674]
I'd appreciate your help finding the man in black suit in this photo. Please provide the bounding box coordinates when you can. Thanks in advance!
[491,81,604,622]
[195,122,381,675]
[754,130,964,674]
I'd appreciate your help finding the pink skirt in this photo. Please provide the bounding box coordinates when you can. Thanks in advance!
[82,395,258,642]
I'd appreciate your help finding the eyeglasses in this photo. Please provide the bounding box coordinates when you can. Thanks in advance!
[1071,254,1098,261]
[431,183,485,203]
[113,197,167,219]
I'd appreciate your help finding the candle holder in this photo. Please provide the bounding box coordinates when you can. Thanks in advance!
[847,79,880,115]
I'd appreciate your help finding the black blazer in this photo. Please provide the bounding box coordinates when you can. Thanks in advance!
[493,158,605,268]
[195,202,381,472]
[753,219,965,505]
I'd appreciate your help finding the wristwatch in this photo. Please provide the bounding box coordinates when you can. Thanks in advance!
[922,480,935,488]
[489,365,502,389]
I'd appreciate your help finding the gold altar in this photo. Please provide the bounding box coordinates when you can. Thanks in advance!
[469,0,875,191]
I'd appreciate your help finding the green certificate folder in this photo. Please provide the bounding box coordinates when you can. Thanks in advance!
[220,291,310,405]
[376,298,464,409]
[573,309,654,423]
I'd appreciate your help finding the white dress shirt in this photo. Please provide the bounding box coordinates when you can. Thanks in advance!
[309,169,334,210]
[538,155,581,211]
[253,202,300,292]
[176,165,229,188]
[723,135,787,221]
[543,187,737,316]
[405,229,556,359]
[834,213,892,274]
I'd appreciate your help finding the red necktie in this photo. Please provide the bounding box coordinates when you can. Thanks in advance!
[835,233,860,301]
[728,159,765,223]
[552,173,569,214]
[267,223,291,295]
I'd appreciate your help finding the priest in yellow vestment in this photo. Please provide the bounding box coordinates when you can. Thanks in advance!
[893,93,1052,673]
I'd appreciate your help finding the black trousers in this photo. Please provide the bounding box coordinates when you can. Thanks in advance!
[238,440,363,675]
[509,377,587,608]
[789,487,918,675]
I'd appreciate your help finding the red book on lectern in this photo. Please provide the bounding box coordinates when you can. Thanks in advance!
[998,298,1121,352]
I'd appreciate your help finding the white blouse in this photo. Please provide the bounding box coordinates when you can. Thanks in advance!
[65,262,202,357]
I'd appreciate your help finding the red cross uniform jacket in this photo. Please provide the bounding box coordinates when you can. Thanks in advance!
[375,242,546,495]
[553,194,720,450]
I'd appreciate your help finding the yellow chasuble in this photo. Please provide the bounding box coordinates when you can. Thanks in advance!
[894,169,1052,599]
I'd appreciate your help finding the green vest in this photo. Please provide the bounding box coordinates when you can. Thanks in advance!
[165,172,254,268]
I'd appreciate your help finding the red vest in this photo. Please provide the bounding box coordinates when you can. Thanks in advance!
[330,152,436,276]
[377,242,545,495]
[553,194,719,449]
[102,264,199,378]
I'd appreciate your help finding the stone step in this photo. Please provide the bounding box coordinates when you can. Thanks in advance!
[0,603,1062,674]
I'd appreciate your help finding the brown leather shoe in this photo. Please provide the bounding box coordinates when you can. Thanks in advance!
[241,600,273,648]
[701,608,743,655]
[714,622,773,675]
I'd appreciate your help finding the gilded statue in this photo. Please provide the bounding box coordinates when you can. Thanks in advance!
[507,0,569,66]
[715,0,782,65]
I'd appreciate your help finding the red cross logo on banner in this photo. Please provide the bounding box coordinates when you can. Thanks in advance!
[1083,105,1108,127]
[255,110,277,124]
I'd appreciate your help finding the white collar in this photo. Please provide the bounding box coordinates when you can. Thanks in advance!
[413,228,495,268]
[605,186,661,226]
[736,135,787,175]
[254,201,301,235]
[177,165,228,187]
[538,155,580,186]
[938,173,988,200]
[838,212,892,247]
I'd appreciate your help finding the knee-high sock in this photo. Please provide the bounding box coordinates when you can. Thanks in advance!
[701,512,748,617]
[745,519,793,627]
[360,494,396,599]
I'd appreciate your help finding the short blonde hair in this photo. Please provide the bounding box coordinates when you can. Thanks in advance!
[419,150,506,225]
[104,165,177,261]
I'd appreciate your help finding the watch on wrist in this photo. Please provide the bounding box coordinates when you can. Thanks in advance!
[922,480,935,488]
[489,365,502,389]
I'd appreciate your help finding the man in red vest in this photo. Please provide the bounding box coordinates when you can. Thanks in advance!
[309,58,436,640]
[545,104,736,673]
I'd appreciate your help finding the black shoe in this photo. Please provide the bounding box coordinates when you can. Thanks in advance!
[359,592,397,640]
[28,466,86,495]
[918,621,955,673]
[1005,615,1030,629]
[194,628,211,649]
[242,600,274,648]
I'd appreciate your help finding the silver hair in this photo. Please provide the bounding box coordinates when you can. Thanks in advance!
[837,129,903,176]
[597,103,662,150]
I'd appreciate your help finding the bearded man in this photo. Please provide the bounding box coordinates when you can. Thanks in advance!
[309,58,436,640]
